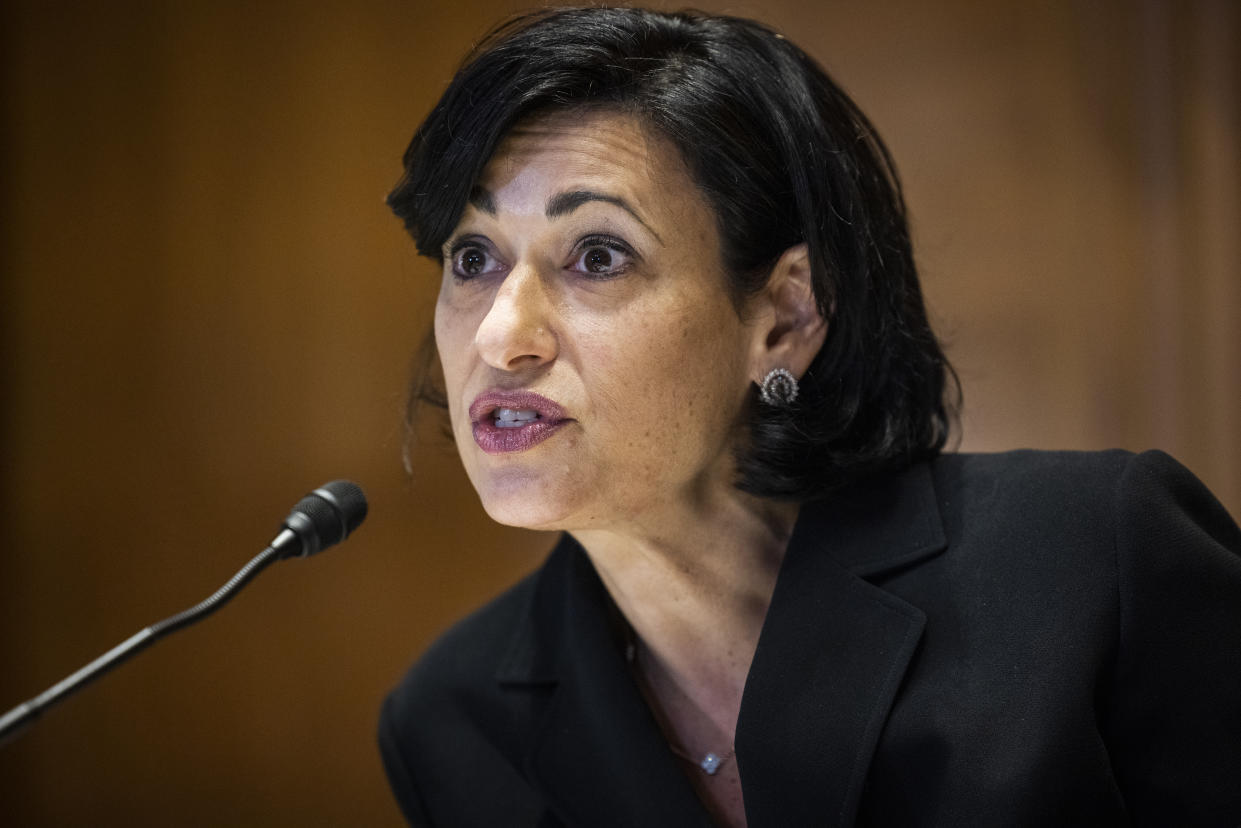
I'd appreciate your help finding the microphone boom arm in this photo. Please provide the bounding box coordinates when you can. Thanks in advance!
[0,478,366,747]
[0,543,282,747]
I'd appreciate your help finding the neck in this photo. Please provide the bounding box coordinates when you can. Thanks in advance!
[572,488,798,732]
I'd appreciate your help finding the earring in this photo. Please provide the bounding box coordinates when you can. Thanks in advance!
[759,368,799,406]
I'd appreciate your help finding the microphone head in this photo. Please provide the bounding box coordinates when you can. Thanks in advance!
[277,480,368,558]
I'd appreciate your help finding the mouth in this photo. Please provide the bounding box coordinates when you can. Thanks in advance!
[468,390,571,454]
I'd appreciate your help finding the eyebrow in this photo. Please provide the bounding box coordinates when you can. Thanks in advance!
[468,186,496,215]
[468,186,662,243]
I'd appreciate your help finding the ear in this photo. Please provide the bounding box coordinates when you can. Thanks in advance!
[748,243,828,384]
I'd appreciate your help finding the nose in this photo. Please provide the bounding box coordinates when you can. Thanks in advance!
[474,264,558,372]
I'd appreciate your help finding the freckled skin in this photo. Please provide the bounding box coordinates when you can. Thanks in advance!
[434,112,763,535]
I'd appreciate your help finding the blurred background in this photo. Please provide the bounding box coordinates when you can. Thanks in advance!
[2,0,1236,824]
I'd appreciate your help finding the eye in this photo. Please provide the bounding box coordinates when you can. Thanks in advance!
[567,236,634,278]
[449,240,506,280]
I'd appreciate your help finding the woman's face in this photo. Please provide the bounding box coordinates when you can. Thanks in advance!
[434,110,764,533]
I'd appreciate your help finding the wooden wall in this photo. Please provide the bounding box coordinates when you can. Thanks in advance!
[2,0,1236,824]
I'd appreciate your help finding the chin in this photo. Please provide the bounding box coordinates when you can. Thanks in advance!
[468,466,584,532]
[477,495,578,532]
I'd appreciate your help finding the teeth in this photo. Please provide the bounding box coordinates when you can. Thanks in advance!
[494,408,540,428]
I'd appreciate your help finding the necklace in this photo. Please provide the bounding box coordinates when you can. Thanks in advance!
[624,639,737,776]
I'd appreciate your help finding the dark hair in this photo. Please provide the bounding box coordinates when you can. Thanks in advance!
[390,6,959,500]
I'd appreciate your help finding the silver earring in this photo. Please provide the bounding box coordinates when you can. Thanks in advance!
[759,368,799,406]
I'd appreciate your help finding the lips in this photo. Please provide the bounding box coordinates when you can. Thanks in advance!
[468,390,570,454]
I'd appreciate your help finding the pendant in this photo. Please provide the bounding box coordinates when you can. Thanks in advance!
[700,753,723,775]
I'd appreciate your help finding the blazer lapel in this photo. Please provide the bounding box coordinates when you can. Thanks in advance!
[738,462,946,827]
[515,540,714,828]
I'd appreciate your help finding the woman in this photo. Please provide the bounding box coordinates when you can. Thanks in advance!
[378,8,1241,826]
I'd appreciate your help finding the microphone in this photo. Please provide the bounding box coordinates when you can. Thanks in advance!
[273,480,369,558]
[0,480,368,747]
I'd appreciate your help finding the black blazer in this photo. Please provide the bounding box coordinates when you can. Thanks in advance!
[379,450,1241,826]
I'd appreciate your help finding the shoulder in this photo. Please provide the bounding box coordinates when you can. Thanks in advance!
[872,450,1241,818]
[926,448,1219,531]
[377,550,563,826]
[928,448,1239,545]
[790,448,1226,581]
[381,561,545,735]
[850,448,1241,651]
[930,447,1131,503]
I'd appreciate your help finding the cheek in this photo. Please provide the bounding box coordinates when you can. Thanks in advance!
[433,299,473,425]
[579,295,747,464]
[434,291,475,374]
